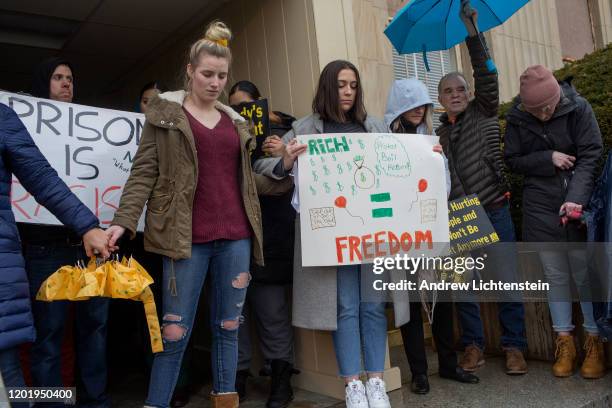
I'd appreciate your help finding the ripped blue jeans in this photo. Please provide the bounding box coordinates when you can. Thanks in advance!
[145,239,251,407]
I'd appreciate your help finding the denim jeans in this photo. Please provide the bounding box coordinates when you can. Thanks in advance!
[0,347,28,408]
[25,243,109,408]
[332,265,387,377]
[456,203,527,350]
[539,250,598,333]
[145,239,251,408]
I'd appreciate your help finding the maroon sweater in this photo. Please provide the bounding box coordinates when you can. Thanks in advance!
[184,108,252,243]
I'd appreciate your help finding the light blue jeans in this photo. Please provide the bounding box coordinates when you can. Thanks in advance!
[539,250,598,334]
[332,265,387,377]
[145,239,251,407]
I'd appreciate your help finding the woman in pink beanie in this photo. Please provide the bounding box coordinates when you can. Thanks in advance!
[504,65,605,379]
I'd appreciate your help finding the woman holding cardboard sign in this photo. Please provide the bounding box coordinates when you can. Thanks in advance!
[105,21,291,408]
[228,80,298,408]
[385,78,478,395]
[254,60,396,408]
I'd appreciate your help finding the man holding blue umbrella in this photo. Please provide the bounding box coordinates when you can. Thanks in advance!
[436,6,528,375]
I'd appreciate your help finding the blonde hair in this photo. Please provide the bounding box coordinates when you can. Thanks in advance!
[391,104,434,135]
[184,20,232,91]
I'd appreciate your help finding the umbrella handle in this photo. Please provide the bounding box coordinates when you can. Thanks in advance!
[462,1,498,74]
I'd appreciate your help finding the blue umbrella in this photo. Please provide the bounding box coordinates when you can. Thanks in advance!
[385,0,530,72]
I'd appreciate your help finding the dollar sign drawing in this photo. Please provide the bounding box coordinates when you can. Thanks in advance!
[375,164,381,176]
[337,182,344,192]
[309,186,317,196]
[323,182,331,193]
[332,154,337,162]
[310,158,316,167]
[376,178,380,188]
[337,164,343,174]
[323,166,330,176]
[320,156,325,163]
[358,139,365,149]
[351,185,357,196]
[311,170,319,182]
[346,162,353,171]
[360,172,366,183]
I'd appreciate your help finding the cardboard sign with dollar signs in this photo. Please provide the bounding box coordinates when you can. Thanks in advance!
[296,132,450,266]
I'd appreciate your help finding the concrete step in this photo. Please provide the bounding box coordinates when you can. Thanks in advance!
[110,346,612,407]
[383,346,612,408]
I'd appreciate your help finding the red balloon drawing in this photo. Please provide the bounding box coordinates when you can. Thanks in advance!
[334,196,347,208]
[418,179,428,192]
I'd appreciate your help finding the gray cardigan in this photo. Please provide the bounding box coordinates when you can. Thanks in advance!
[254,113,412,330]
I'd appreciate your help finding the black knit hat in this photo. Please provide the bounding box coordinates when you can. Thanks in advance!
[31,57,74,99]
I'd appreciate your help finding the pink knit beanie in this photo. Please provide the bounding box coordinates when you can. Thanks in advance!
[519,65,561,110]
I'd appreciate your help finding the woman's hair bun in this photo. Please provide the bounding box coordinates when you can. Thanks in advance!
[204,20,232,46]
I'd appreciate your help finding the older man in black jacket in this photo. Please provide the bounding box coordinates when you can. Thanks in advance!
[437,8,527,375]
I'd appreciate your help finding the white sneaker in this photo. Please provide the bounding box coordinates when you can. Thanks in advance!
[365,377,391,408]
[345,379,369,408]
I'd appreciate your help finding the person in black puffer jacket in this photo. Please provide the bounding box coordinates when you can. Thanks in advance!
[229,81,296,408]
[436,7,527,375]
[504,65,604,379]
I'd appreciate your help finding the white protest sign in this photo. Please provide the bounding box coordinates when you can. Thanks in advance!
[0,91,144,230]
[297,132,449,267]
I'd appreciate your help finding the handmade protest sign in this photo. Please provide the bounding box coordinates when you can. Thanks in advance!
[448,194,499,255]
[297,133,449,267]
[0,91,144,230]
[231,99,270,160]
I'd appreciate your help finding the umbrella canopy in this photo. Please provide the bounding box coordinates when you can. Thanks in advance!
[385,0,529,55]
[37,256,163,353]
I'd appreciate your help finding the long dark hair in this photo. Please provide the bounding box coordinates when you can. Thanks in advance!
[312,60,366,125]
[229,80,261,100]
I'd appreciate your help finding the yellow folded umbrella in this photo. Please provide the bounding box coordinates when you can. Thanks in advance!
[37,256,163,353]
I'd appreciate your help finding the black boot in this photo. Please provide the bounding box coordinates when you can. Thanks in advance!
[235,369,251,402]
[267,360,295,408]
[410,374,430,395]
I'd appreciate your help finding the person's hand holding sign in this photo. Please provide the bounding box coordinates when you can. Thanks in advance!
[263,135,286,157]
[282,138,307,171]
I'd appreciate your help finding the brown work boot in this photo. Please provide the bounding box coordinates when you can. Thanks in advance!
[460,345,485,372]
[552,335,576,377]
[210,392,239,408]
[504,348,528,375]
[580,334,606,379]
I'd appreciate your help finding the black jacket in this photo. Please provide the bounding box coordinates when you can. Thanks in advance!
[437,34,507,208]
[504,82,603,242]
[251,112,296,284]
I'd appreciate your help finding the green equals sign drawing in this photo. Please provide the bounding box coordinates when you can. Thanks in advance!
[370,192,393,218]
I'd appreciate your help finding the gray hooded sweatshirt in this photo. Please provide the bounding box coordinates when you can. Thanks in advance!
[384,78,451,196]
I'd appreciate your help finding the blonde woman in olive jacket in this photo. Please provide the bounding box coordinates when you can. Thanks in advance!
[106,22,289,408]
